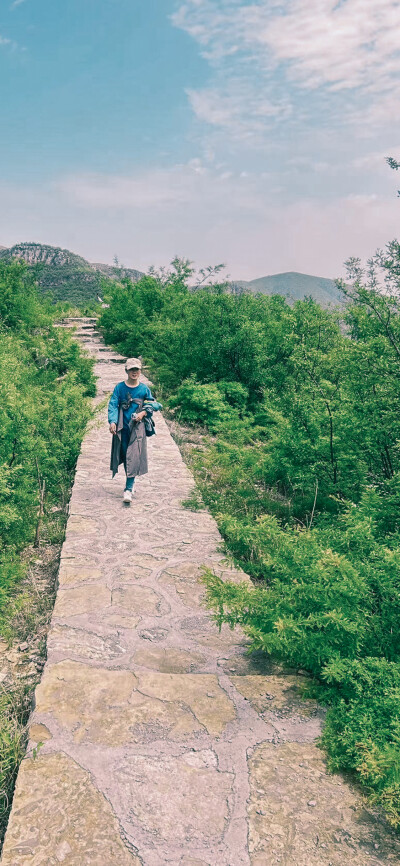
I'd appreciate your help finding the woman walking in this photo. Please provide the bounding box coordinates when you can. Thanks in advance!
[108,358,156,503]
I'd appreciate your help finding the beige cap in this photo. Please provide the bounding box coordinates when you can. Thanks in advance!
[125,357,142,370]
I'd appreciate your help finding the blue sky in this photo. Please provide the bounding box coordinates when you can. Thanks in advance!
[0,0,205,178]
[0,0,399,279]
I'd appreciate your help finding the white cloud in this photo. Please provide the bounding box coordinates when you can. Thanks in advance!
[174,0,400,90]
[186,83,292,137]
[50,166,400,279]
[352,147,400,171]
[251,0,400,92]
[173,0,400,136]
[57,169,190,209]
[1,1,398,284]
[56,160,233,210]
[1,166,398,281]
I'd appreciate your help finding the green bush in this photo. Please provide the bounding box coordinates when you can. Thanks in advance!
[216,380,249,407]
[99,256,400,827]
[0,259,95,596]
[0,260,95,840]
[321,658,400,828]
[202,497,400,827]
[203,513,370,674]
[169,378,237,429]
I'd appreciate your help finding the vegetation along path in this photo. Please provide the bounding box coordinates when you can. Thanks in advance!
[2,319,400,866]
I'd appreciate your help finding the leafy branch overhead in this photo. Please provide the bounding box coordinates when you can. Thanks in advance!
[386,156,400,196]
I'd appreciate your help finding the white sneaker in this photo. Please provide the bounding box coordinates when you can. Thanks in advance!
[123,489,133,504]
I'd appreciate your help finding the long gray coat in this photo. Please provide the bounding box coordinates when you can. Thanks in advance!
[110,400,148,479]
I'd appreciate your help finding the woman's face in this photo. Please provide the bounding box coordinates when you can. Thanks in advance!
[127,366,140,381]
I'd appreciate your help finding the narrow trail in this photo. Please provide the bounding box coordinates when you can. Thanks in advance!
[2,319,400,866]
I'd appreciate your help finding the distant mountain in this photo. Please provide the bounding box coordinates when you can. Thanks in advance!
[0,243,144,306]
[91,261,143,283]
[0,243,343,308]
[232,271,344,306]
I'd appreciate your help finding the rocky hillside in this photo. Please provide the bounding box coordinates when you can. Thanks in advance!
[0,243,144,306]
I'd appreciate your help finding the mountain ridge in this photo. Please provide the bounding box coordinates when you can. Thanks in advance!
[0,242,343,307]
[232,271,343,305]
[0,242,145,305]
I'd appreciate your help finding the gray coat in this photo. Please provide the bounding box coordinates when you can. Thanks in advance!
[110,400,148,478]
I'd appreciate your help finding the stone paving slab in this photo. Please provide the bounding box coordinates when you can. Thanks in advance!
[3,320,400,866]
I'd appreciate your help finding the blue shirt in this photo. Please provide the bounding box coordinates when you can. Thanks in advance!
[108,381,154,430]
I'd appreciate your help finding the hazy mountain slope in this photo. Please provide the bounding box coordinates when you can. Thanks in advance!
[92,262,144,283]
[0,243,342,308]
[234,271,343,306]
[0,243,144,306]
[0,243,104,305]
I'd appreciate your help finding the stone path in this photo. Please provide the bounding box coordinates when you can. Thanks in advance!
[3,319,400,865]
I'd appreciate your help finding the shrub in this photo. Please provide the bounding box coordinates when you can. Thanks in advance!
[99,257,400,827]
[169,378,237,429]
[321,658,400,828]
[0,260,95,842]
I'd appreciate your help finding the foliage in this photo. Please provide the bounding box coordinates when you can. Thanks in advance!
[0,243,135,307]
[0,682,32,838]
[0,260,95,842]
[321,658,400,828]
[99,252,400,828]
[169,379,239,429]
[0,258,95,563]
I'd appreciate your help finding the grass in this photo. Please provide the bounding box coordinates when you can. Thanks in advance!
[0,681,38,834]
[181,489,205,511]
[0,539,65,849]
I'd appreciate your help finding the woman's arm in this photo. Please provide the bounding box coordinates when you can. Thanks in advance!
[143,388,163,414]
[108,385,120,425]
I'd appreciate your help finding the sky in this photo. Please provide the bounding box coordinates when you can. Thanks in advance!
[0,0,399,280]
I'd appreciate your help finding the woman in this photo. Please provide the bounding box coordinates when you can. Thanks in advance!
[108,357,155,503]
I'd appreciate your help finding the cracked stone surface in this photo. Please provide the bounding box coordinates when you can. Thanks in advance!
[1,753,141,865]
[58,565,104,586]
[248,742,400,865]
[133,647,206,673]
[3,318,400,866]
[53,584,111,618]
[230,673,319,718]
[115,750,233,847]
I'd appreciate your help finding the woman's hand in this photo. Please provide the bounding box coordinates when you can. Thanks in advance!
[109,423,117,434]
[136,411,146,422]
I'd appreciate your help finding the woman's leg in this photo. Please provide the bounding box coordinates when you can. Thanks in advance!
[120,430,136,493]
